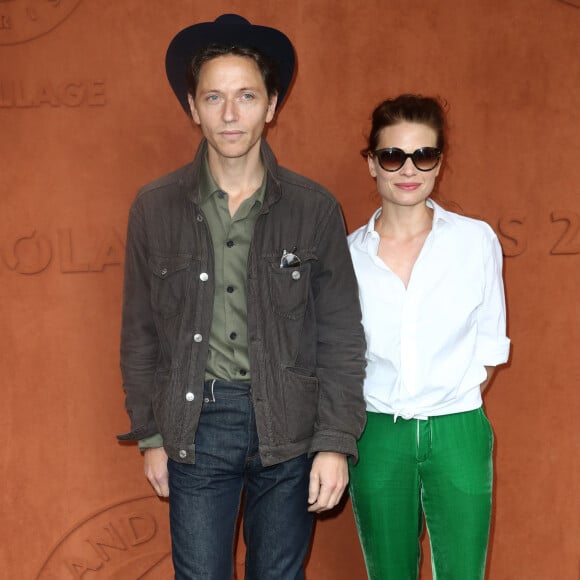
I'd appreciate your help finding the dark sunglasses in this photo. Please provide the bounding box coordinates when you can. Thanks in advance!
[373,147,441,172]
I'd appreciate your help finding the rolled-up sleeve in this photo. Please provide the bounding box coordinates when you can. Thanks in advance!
[476,233,511,367]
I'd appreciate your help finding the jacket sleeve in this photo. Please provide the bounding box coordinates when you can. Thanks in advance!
[309,203,367,462]
[117,198,160,441]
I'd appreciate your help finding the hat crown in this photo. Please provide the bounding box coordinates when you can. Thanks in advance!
[214,14,251,27]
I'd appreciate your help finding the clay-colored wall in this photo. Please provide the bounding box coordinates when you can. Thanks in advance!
[1,1,579,578]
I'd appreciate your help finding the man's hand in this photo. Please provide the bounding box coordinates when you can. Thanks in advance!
[307,452,348,513]
[143,447,169,497]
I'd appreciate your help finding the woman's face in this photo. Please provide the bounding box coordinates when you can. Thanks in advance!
[368,121,442,209]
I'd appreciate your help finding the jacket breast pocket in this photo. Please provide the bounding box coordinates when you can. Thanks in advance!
[267,257,315,320]
[149,254,192,318]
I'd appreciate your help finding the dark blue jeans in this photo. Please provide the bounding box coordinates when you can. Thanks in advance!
[168,380,314,579]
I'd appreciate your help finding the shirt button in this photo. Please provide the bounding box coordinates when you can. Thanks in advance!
[227,285,234,293]
[185,392,194,402]
[194,333,203,343]
[179,450,187,459]
[230,332,237,340]
[292,270,301,280]
[239,369,247,376]
[226,240,234,248]
[200,272,208,282]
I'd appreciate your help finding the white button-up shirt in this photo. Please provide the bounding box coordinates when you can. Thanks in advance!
[348,200,510,419]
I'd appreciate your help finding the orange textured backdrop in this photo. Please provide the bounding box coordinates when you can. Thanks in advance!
[1,1,579,578]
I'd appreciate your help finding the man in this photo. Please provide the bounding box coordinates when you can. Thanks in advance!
[118,14,366,580]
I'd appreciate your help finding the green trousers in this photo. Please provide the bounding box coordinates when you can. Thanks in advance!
[349,408,493,580]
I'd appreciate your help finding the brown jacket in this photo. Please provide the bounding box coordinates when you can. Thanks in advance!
[118,139,366,466]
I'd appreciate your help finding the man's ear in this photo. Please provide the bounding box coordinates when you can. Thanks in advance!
[188,94,200,125]
[265,93,278,123]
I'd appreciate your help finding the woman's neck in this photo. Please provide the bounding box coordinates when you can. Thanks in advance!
[375,201,433,240]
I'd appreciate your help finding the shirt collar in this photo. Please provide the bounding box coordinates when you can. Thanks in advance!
[361,198,453,241]
[426,198,453,228]
[361,208,383,241]
[198,156,218,204]
[198,155,267,207]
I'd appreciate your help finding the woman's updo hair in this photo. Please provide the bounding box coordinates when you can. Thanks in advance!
[362,94,447,157]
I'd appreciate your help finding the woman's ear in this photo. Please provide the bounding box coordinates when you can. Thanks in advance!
[368,154,377,178]
[435,153,443,177]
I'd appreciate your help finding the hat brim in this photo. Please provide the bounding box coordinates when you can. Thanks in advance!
[165,14,296,115]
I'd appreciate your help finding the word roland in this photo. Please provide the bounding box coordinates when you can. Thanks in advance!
[0,80,106,108]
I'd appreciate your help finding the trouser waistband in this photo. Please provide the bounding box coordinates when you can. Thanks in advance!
[203,379,251,402]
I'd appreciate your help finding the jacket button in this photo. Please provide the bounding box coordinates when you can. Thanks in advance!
[196,215,203,222]
[200,272,208,281]
[291,270,301,280]
[185,392,194,402]
[226,240,234,248]
[160,267,168,277]
[227,285,234,293]
[179,450,187,459]
[230,332,237,340]
[194,333,203,342]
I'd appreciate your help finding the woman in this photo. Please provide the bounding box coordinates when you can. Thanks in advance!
[348,94,510,579]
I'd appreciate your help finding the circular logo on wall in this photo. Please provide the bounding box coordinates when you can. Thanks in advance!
[35,496,173,579]
[0,0,83,46]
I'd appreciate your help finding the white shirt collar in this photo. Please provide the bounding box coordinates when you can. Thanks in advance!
[360,198,452,243]
[427,198,454,228]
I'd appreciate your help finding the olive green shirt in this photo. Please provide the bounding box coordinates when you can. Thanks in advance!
[199,158,265,382]
[139,157,265,450]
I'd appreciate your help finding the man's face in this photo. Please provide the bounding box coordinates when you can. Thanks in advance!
[188,54,277,162]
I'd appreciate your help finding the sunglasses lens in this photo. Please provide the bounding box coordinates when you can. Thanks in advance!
[376,149,406,171]
[413,148,440,171]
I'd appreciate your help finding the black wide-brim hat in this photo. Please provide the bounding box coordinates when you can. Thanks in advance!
[165,14,296,115]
